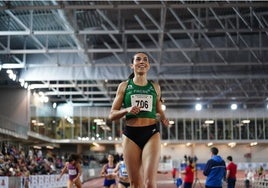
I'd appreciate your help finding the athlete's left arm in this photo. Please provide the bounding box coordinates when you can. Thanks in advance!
[74,162,82,182]
[153,82,169,127]
[113,162,120,173]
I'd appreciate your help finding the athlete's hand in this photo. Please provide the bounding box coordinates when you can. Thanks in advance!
[127,106,141,115]
[161,118,170,127]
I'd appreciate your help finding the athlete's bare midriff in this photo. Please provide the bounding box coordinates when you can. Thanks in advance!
[118,176,129,183]
[126,118,157,127]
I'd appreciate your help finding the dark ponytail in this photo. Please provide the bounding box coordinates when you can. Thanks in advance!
[128,72,134,79]
[128,55,136,79]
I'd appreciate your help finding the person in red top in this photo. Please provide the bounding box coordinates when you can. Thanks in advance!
[171,167,177,183]
[181,158,194,188]
[226,156,237,188]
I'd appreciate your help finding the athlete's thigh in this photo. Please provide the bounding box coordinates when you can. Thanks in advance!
[67,180,73,188]
[75,180,82,188]
[118,183,124,188]
[142,133,161,177]
[122,135,142,179]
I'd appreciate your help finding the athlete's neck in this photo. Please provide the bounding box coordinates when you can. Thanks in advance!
[133,76,147,86]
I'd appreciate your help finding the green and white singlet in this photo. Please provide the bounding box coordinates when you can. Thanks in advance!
[123,79,157,120]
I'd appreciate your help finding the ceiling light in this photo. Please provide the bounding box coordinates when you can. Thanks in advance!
[24,82,28,89]
[36,122,44,126]
[94,118,104,123]
[186,143,192,146]
[169,120,175,124]
[161,104,166,111]
[231,103,237,110]
[19,79,25,87]
[6,69,12,74]
[9,73,16,81]
[92,142,99,147]
[228,142,236,148]
[250,142,258,146]
[2,63,24,69]
[46,146,54,149]
[80,137,89,141]
[241,120,250,124]
[33,146,41,149]
[43,96,49,103]
[204,120,214,124]
[38,91,44,96]
[195,103,202,111]
[207,142,213,146]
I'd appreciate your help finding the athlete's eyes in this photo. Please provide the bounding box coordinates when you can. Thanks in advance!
[135,57,148,62]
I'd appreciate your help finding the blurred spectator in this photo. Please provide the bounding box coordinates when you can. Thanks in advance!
[171,167,177,183]
[226,156,237,188]
[257,165,264,178]
[203,147,226,188]
[180,158,194,188]
[245,168,255,188]
[0,144,56,176]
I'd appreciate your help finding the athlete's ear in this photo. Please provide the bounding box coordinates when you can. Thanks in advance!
[147,62,151,70]
[130,63,134,70]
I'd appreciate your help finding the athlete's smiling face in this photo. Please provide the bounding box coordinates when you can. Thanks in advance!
[131,53,150,75]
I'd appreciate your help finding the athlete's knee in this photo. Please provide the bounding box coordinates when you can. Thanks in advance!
[130,180,141,188]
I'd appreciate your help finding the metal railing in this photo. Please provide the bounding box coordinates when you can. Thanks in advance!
[0,167,102,188]
[0,114,28,139]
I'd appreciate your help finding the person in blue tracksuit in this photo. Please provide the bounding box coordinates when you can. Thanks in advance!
[203,147,226,188]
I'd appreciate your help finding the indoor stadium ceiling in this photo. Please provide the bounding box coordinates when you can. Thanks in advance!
[0,1,268,109]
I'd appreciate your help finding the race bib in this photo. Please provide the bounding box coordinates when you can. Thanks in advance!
[107,168,114,175]
[69,169,77,175]
[131,94,153,112]
[120,166,128,176]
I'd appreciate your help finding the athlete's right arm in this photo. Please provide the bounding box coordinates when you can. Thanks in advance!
[100,164,106,177]
[109,82,129,121]
[57,162,68,181]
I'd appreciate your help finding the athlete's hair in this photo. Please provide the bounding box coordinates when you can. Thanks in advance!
[68,154,80,162]
[210,147,219,155]
[227,156,233,161]
[128,72,135,79]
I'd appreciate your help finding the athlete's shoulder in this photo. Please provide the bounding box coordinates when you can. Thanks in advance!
[149,80,159,87]
[149,81,160,94]
[120,80,129,86]
[117,80,130,92]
